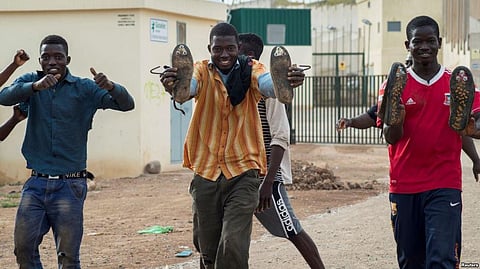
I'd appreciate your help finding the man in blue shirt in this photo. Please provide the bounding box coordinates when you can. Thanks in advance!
[0,34,135,269]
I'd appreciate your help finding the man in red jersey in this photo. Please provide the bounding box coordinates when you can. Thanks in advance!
[377,16,480,268]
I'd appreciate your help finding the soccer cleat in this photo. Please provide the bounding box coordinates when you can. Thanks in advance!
[379,62,407,126]
[449,66,475,132]
[270,46,293,104]
[171,44,194,104]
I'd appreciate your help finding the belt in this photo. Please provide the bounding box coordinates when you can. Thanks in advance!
[31,170,88,180]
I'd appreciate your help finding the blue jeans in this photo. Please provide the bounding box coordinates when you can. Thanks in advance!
[390,189,462,269]
[14,176,87,269]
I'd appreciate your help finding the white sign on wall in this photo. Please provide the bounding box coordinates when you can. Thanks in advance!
[150,18,168,42]
[267,24,286,45]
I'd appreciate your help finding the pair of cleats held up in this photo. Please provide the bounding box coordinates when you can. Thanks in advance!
[449,66,476,135]
[149,44,193,105]
[269,45,310,104]
[149,44,193,114]
[379,62,476,135]
[150,44,310,106]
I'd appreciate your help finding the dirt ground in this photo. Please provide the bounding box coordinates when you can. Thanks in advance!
[0,143,390,269]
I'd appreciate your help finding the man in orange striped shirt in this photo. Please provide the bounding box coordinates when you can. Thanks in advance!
[160,22,305,269]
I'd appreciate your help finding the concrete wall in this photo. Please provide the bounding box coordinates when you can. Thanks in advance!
[0,0,226,184]
[357,0,443,74]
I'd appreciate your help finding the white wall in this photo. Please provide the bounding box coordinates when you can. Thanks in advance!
[0,0,226,184]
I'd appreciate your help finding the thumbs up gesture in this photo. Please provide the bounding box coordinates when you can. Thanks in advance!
[90,67,114,91]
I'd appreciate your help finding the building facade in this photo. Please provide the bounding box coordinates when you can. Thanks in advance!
[0,0,226,183]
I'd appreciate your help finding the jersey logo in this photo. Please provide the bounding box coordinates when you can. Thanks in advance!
[450,202,461,207]
[444,93,450,105]
[405,98,416,105]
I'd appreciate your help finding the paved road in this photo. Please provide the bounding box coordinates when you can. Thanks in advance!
[170,146,480,269]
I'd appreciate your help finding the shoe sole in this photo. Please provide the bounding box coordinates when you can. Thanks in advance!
[171,44,193,104]
[270,46,293,104]
[381,62,407,126]
[449,66,475,131]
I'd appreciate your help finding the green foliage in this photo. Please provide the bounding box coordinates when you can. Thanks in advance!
[325,0,356,5]
[0,192,20,208]
[273,0,293,6]
[5,192,20,199]
[1,200,19,208]
[272,0,355,7]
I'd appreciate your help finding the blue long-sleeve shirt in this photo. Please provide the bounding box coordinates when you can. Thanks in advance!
[0,69,135,175]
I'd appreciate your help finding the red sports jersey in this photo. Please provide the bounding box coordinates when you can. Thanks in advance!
[377,66,480,193]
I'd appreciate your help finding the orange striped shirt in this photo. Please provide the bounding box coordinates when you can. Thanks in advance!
[183,59,267,181]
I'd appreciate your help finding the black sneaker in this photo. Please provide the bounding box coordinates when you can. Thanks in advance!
[449,66,475,132]
[379,62,407,126]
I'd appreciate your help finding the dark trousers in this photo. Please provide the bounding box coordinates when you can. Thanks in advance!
[190,170,261,269]
[14,176,87,269]
[390,189,462,269]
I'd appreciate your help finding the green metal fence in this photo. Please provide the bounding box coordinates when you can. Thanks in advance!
[289,74,387,144]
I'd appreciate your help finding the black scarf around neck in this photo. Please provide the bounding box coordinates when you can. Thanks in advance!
[225,55,252,106]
